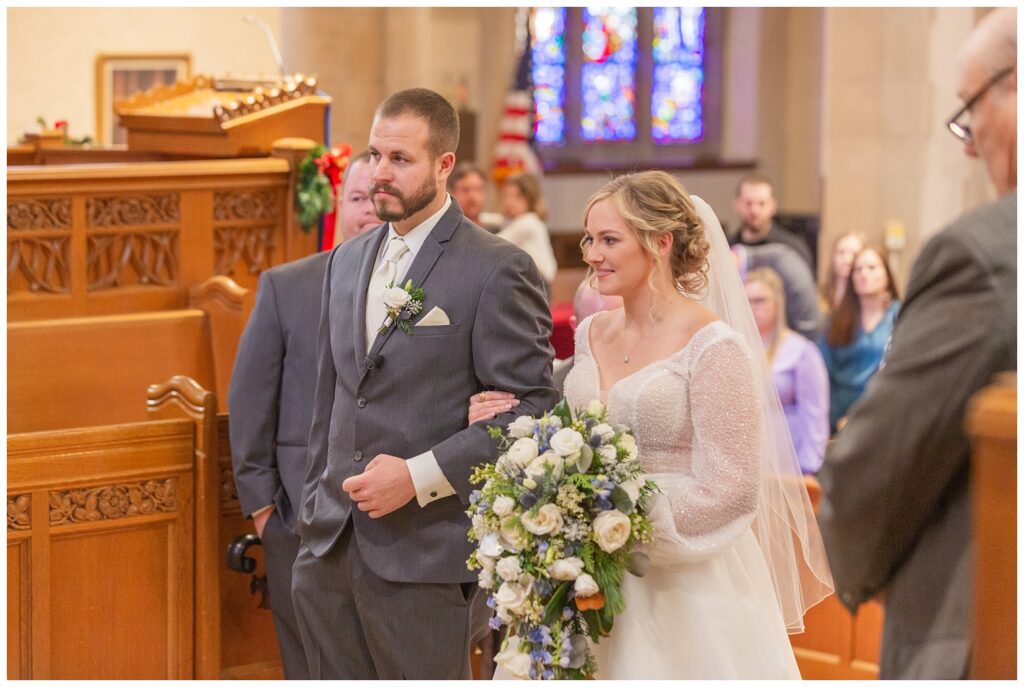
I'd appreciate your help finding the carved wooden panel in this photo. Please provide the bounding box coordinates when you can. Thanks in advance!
[7,494,30,531]
[86,230,179,290]
[7,539,30,679]
[214,190,279,222]
[8,197,72,230]
[86,194,180,227]
[49,479,178,527]
[8,196,73,295]
[214,226,275,277]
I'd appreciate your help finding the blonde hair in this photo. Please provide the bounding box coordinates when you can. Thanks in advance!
[745,267,789,362]
[581,171,710,298]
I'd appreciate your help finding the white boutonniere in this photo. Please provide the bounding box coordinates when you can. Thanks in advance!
[380,278,425,335]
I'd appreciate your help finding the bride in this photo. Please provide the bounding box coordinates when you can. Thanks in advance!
[475,171,832,679]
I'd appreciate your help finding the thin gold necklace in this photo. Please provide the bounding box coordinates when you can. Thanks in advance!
[622,320,657,364]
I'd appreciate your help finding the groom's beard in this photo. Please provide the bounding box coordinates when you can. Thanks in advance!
[372,176,438,223]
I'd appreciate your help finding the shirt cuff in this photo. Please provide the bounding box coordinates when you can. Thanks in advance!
[250,504,275,519]
[406,450,456,507]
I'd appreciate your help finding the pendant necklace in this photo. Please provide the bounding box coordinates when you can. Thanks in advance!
[622,321,655,364]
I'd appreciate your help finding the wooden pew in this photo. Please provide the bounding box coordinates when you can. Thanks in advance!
[790,475,884,679]
[967,372,1016,679]
[8,275,250,434]
[7,414,198,678]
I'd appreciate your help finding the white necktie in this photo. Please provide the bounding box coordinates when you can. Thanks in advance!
[365,236,410,351]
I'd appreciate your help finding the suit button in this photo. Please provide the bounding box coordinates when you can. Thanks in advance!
[357,397,367,408]
[353,451,363,462]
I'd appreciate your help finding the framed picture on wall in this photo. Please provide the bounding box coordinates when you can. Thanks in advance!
[95,53,191,145]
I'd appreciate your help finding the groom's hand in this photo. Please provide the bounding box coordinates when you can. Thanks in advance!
[341,454,415,518]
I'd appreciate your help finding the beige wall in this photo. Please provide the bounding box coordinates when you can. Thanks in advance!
[9,7,993,279]
[7,7,282,144]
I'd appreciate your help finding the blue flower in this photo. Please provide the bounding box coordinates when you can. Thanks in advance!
[538,540,549,553]
[519,492,538,509]
[488,616,503,630]
[469,492,480,505]
[486,595,497,609]
[543,669,555,680]
[589,434,603,448]
[561,606,574,621]
[529,667,538,679]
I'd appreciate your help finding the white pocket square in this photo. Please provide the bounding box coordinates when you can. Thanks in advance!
[415,306,451,327]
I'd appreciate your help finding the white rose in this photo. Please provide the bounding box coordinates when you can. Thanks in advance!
[494,576,533,615]
[507,415,536,439]
[477,552,497,572]
[471,513,486,535]
[506,437,539,469]
[492,495,516,517]
[592,509,632,553]
[496,555,523,582]
[479,532,505,558]
[591,423,615,443]
[598,444,617,462]
[587,399,606,416]
[382,286,411,310]
[548,556,585,581]
[574,573,600,597]
[524,451,564,481]
[494,640,533,680]
[477,567,494,589]
[619,434,639,461]
[621,476,645,506]
[520,503,564,536]
[549,428,585,457]
[499,517,527,551]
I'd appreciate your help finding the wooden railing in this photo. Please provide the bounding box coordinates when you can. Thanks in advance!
[7,142,318,321]
[967,372,1016,680]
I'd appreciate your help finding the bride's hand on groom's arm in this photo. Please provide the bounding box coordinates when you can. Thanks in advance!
[468,390,519,424]
[341,454,415,518]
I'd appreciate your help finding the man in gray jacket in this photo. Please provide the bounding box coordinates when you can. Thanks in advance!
[228,153,379,678]
[291,88,558,680]
[817,8,1016,679]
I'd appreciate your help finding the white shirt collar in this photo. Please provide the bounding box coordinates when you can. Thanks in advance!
[384,194,452,259]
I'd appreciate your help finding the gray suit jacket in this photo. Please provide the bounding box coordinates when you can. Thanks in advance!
[229,251,329,532]
[818,191,1016,679]
[298,202,559,583]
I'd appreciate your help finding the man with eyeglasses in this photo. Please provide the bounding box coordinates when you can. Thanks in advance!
[818,7,1015,680]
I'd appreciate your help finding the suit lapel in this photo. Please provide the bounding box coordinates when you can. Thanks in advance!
[361,203,462,381]
[353,226,388,371]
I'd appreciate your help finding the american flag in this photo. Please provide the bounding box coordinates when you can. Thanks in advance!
[492,8,543,185]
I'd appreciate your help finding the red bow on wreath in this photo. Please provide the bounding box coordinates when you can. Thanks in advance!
[295,142,352,250]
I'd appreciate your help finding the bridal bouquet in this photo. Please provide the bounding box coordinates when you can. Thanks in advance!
[467,399,657,680]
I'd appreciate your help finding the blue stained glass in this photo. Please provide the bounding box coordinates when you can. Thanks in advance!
[531,7,567,145]
[581,7,637,141]
[652,7,706,143]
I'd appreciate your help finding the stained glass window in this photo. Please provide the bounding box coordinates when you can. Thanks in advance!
[651,7,706,143]
[531,8,567,145]
[580,7,638,142]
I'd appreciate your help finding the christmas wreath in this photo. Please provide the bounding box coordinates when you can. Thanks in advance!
[295,143,352,231]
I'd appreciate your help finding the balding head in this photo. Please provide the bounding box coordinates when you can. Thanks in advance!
[956,7,1017,194]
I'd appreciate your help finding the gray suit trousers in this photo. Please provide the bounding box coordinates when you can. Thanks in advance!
[292,525,476,679]
[261,511,310,679]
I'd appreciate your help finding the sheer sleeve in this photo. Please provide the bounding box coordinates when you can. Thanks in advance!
[646,331,762,564]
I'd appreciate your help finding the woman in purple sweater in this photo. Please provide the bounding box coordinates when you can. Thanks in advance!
[745,268,830,474]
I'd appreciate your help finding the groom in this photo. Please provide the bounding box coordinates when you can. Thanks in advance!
[291,87,558,679]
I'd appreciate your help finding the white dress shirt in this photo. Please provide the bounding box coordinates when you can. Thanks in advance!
[366,195,457,507]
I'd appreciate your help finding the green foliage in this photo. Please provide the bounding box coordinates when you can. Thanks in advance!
[543,582,571,626]
[551,398,573,427]
[610,485,633,514]
[590,550,626,616]
[295,144,333,231]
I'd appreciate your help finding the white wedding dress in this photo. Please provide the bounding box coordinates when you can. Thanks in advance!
[560,314,801,680]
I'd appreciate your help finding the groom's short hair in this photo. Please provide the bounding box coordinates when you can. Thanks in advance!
[375,88,460,159]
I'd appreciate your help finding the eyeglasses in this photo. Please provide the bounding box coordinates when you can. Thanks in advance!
[946,66,1016,142]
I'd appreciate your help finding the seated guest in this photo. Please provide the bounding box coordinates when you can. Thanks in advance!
[497,172,558,284]
[818,245,901,431]
[818,231,866,314]
[729,175,814,268]
[744,268,829,474]
[733,242,823,339]
[332,151,380,247]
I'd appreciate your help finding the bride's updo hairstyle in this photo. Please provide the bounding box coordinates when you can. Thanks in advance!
[582,170,710,297]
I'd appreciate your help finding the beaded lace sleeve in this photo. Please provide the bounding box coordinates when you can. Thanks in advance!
[648,331,762,563]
